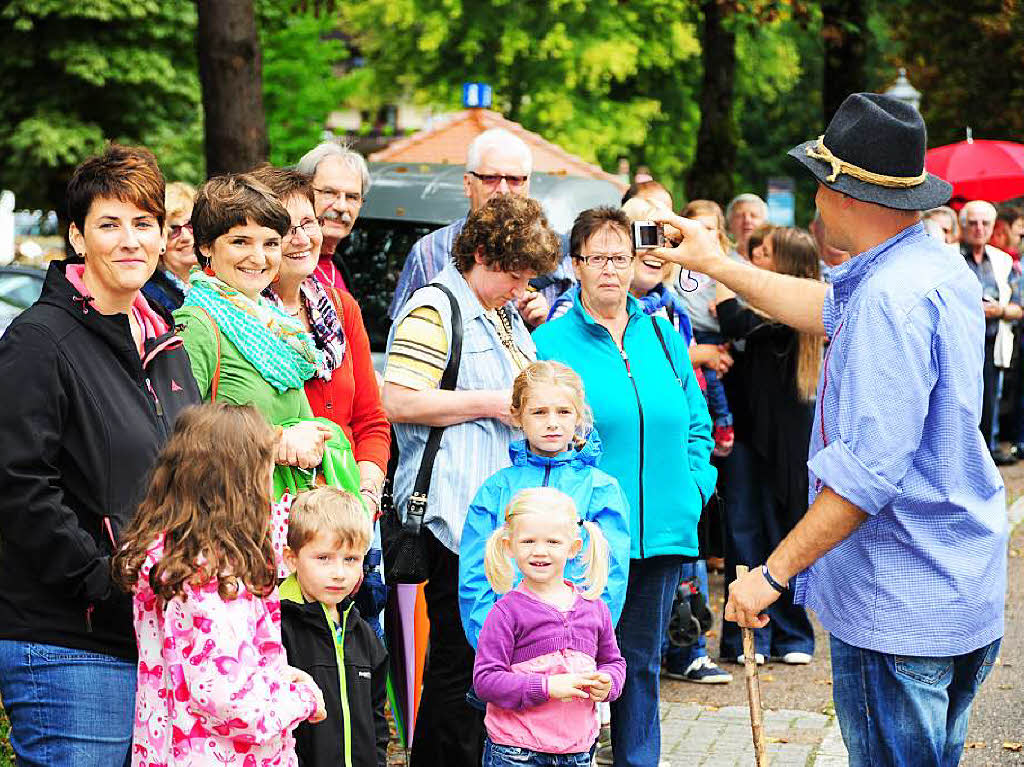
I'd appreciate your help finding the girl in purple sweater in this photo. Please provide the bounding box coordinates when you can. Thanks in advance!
[473,487,626,766]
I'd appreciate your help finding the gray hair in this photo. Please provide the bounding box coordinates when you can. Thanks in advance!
[725,193,768,222]
[923,206,959,235]
[959,200,997,227]
[466,128,532,175]
[296,141,371,194]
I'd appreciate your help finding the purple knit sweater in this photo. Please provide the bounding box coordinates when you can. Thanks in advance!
[473,585,626,710]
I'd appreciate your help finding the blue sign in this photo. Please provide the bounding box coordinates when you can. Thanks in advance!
[766,177,795,227]
[462,82,493,109]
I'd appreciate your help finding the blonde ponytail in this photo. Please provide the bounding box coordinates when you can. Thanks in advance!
[578,519,610,600]
[484,526,515,594]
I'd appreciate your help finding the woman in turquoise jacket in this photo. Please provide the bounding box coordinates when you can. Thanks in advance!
[459,430,631,650]
[531,207,716,767]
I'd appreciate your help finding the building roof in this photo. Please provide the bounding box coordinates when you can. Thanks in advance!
[368,108,627,191]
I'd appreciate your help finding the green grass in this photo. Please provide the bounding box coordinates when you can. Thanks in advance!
[1,702,13,767]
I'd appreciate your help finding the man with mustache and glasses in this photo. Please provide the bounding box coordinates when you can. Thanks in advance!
[297,141,371,291]
[388,128,559,328]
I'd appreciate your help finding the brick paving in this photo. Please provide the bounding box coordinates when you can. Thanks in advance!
[659,701,847,766]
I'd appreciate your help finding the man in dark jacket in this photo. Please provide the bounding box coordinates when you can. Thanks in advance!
[280,488,389,767]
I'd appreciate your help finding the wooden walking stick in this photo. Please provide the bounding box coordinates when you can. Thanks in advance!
[735,565,768,766]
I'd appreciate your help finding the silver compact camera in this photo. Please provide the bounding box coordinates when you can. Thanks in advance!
[632,220,665,250]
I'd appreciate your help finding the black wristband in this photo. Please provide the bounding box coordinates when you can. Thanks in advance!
[762,564,787,593]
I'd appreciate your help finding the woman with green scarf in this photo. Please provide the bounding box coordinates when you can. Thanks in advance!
[174,174,338,480]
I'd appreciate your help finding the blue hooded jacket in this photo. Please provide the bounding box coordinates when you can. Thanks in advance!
[533,292,717,560]
[458,433,631,649]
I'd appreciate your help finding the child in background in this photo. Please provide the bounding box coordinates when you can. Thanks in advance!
[280,487,389,767]
[114,403,326,767]
[473,487,626,765]
[459,360,630,650]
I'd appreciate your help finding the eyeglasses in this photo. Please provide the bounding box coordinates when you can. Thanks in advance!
[574,254,634,270]
[287,218,321,239]
[168,221,192,240]
[313,187,363,206]
[469,171,529,188]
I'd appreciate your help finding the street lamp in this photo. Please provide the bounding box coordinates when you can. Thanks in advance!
[884,68,921,112]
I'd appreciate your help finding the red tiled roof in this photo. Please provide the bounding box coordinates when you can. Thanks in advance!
[369,108,626,191]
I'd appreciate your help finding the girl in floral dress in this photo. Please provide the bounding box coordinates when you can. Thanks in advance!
[114,403,326,767]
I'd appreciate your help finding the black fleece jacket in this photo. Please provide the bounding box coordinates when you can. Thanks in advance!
[0,261,201,659]
[280,582,389,767]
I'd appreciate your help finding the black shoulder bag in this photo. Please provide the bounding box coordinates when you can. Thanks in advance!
[381,283,463,584]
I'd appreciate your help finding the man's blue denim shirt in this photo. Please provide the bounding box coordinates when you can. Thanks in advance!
[793,223,1008,656]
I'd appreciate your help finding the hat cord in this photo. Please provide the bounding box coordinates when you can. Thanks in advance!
[805,136,928,188]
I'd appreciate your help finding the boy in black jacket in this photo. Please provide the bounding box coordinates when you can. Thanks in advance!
[281,487,389,767]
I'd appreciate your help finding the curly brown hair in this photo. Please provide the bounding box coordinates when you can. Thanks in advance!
[452,195,561,275]
[113,403,278,605]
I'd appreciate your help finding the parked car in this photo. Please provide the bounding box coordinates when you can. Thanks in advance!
[337,162,623,354]
[0,265,45,335]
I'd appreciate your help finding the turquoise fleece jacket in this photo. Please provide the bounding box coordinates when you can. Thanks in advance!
[459,433,631,649]
[532,293,716,560]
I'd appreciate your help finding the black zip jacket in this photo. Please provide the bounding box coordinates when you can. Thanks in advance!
[0,261,201,659]
[280,580,389,767]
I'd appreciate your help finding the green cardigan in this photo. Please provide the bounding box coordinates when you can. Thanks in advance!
[174,305,314,425]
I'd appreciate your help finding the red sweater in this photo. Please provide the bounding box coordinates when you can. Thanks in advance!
[305,288,390,471]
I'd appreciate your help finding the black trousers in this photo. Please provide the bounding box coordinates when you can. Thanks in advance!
[981,334,998,448]
[410,529,485,767]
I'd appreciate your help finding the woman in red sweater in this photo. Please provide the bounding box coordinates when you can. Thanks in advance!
[253,165,390,515]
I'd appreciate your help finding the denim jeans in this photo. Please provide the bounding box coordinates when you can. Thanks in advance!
[482,739,593,766]
[693,330,732,425]
[0,640,135,767]
[610,555,683,767]
[719,442,814,660]
[830,635,1001,767]
[664,560,709,670]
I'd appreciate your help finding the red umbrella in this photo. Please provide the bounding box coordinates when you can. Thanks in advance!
[925,139,1024,204]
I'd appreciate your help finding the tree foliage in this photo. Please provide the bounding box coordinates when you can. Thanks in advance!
[0,0,202,213]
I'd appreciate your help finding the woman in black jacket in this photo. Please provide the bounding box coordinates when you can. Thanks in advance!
[0,145,201,766]
[715,227,823,665]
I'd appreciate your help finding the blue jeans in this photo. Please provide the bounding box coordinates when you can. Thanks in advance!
[719,442,814,659]
[483,739,593,766]
[0,640,135,767]
[610,555,683,767]
[693,330,731,425]
[664,560,709,670]
[830,635,1001,767]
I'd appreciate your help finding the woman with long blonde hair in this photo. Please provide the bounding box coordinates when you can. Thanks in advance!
[714,226,822,665]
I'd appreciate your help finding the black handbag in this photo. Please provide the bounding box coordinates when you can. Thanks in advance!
[382,283,463,584]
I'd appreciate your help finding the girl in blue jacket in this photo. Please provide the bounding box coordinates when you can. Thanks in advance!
[459,361,631,650]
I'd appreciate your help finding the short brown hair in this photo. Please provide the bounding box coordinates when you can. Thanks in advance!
[248,164,315,209]
[286,487,372,554]
[67,144,165,232]
[452,195,561,275]
[191,173,291,265]
[569,206,631,260]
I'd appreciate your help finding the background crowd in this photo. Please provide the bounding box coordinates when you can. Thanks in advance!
[0,122,1016,767]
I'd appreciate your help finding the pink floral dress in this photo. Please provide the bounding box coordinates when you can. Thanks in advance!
[131,536,319,766]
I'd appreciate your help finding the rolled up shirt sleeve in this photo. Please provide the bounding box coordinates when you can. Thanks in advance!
[808,292,938,515]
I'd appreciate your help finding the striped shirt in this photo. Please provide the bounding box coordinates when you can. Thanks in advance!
[383,307,449,391]
[386,264,537,553]
[793,223,1007,656]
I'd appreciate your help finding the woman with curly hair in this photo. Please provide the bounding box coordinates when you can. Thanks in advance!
[382,193,561,767]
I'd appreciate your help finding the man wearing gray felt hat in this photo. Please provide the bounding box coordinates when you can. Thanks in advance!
[651,92,1008,767]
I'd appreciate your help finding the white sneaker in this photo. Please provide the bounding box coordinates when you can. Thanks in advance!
[781,652,812,665]
[736,653,765,665]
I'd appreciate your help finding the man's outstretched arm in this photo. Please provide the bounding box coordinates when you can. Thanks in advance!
[652,212,828,337]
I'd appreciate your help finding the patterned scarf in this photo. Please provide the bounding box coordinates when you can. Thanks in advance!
[184,271,324,393]
[266,278,346,381]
